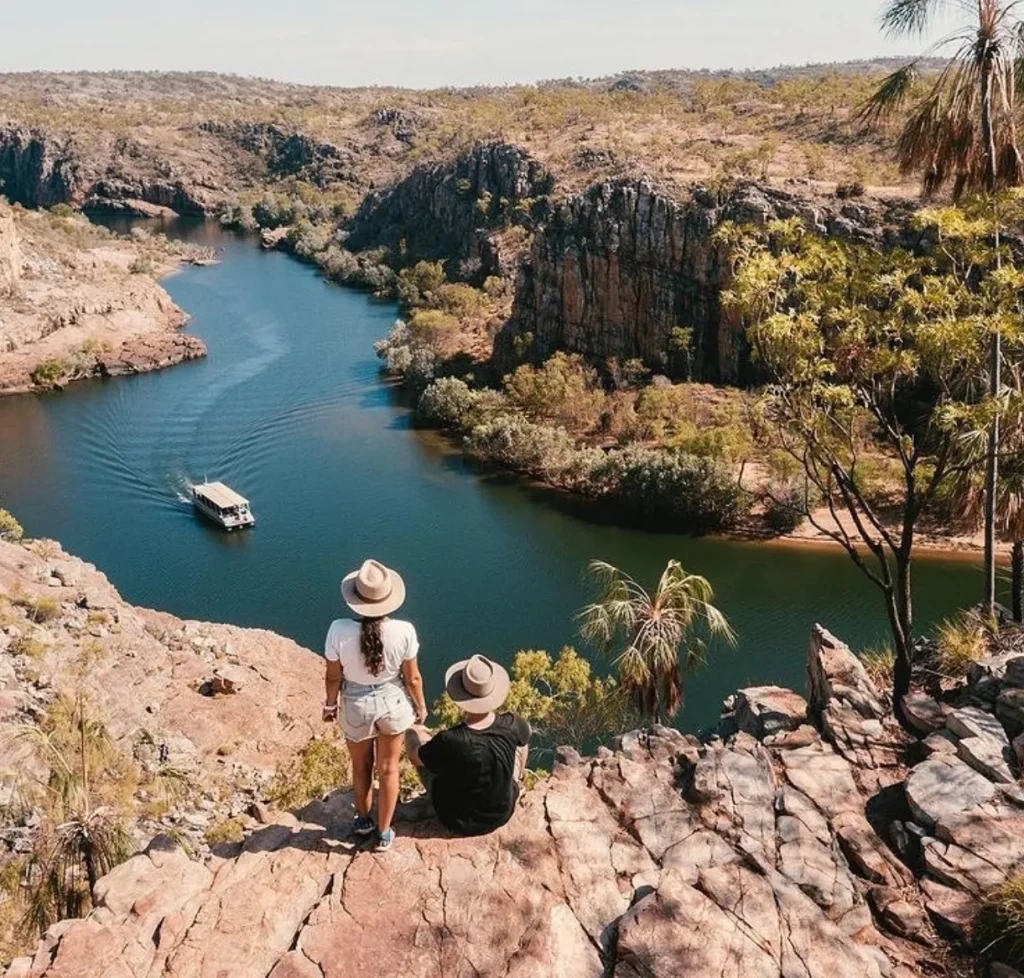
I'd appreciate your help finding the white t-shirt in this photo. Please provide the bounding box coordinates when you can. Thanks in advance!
[324,618,419,686]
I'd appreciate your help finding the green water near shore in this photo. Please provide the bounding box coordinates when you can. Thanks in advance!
[0,221,992,731]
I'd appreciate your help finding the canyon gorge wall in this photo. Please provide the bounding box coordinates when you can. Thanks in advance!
[343,145,917,383]
[0,117,922,386]
[497,179,916,383]
[347,142,554,284]
[0,129,81,209]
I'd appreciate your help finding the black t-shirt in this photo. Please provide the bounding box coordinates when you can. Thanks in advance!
[418,712,531,837]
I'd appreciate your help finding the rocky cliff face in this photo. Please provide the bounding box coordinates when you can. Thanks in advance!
[0,538,324,859]
[10,611,1024,978]
[0,125,216,216]
[498,180,916,382]
[199,121,359,188]
[347,143,554,283]
[0,129,81,209]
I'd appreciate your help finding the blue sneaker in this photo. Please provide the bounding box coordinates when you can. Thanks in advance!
[376,827,395,851]
[352,815,376,837]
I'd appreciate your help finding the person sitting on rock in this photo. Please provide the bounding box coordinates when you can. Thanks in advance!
[406,654,531,837]
[322,559,428,851]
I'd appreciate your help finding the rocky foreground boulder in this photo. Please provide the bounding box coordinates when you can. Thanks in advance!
[8,616,1024,977]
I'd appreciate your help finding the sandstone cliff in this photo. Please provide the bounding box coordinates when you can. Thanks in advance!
[0,203,207,393]
[498,180,917,382]
[0,130,80,210]
[198,121,360,190]
[0,210,20,297]
[3,574,1021,978]
[347,143,554,283]
[0,127,215,217]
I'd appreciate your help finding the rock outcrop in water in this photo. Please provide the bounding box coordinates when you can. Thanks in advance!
[4,567,1021,978]
[0,201,207,393]
[497,180,917,383]
[347,143,554,283]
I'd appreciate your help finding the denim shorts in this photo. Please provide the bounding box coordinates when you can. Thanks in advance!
[340,679,415,742]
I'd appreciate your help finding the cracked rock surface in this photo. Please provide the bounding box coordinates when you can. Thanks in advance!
[9,709,941,977]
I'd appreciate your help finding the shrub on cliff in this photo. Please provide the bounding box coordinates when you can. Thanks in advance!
[252,193,300,229]
[397,260,447,307]
[320,246,395,294]
[374,320,438,391]
[418,379,507,431]
[934,612,988,678]
[267,736,351,811]
[0,507,22,542]
[417,377,479,429]
[975,870,1024,966]
[218,201,258,232]
[590,448,747,532]
[286,219,331,260]
[30,359,67,389]
[504,353,606,433]
[407,308,461,343]
[19,695,135,935]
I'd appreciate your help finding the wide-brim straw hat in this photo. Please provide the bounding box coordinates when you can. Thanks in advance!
[341,559,406,617]
[445,654,511,713]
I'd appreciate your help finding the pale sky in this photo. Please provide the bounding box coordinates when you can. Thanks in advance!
[1,0,955,89]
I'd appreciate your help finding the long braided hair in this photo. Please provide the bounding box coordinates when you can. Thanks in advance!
[360,616,386,676]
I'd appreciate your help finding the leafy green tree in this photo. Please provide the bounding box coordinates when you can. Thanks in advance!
[503,352,606,433]
[577,559,733,725]
[397,260,447,308]
[723,213,1023,722]
[432,646,636,752]
[863,0,1024,614]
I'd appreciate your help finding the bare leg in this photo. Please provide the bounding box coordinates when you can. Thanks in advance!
[347,737,376,819]
[375,733,404,833]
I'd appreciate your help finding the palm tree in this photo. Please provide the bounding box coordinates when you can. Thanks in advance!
[862,0,1024,615]
[577,559,734,725]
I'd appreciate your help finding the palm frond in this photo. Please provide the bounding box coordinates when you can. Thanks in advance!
[881,0,941,36]
[859,63,921,123]
[577,558,733,724]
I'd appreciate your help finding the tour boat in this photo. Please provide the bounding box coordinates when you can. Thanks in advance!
[191,482,255,531]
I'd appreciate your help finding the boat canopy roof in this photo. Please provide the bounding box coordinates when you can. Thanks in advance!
[193,482,249,509]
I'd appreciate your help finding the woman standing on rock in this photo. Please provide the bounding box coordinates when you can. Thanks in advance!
[322,559,427,850]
